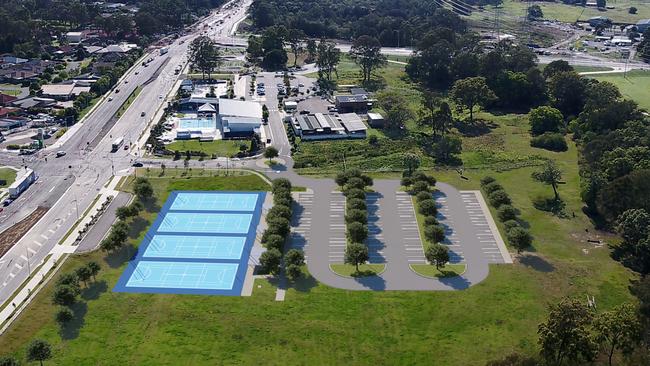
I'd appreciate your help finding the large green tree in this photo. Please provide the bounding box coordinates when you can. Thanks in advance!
[349,35,387,83]
[344,243,369,272]
[593,303,642,366]
[316,40,341,81]
[538,298,597,366]
[189,36,222,80]
[26,339,52,366]
[424,243,449,270]
[532,161,563,201]
[450,76,496,122]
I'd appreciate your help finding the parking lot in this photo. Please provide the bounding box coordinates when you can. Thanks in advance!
[460,191,510,264]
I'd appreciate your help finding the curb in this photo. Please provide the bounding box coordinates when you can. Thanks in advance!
[408,263,466,279]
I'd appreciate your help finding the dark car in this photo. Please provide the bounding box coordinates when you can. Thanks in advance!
[3,199,13,207]
[132,162,143,167]
[299,110,310,115]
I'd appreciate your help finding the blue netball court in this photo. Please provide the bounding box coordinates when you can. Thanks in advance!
[114,191,265,296]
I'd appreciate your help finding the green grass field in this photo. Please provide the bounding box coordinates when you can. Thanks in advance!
[166,139,249,158]
[590,70,650,111]
[0,168,17,188]
[494,0,650,24]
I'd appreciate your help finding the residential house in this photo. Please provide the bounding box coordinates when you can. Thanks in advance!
[0,93,18,106]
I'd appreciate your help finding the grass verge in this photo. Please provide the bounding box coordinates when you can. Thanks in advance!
[410,264,466,278]
[116,86,142,119]
[329,263,386,277]
[166,139,247,158]
[0,168,17,188]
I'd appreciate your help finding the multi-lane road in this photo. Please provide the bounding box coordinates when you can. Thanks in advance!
[0,0,251,305]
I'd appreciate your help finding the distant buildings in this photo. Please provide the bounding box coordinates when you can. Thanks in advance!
[335,88,375,113]
[40,82,91,101]
[291,112,367,140]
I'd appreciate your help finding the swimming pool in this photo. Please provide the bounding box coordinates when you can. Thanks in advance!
[143,234,246,260]
[125,261,239,290]
[170,192,259,212]
[179,118,215,129]
[158,212,252,234]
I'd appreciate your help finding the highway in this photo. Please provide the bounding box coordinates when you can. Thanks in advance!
[0,0,251,305]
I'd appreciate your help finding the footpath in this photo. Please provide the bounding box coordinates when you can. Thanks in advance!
[0,175,123,334]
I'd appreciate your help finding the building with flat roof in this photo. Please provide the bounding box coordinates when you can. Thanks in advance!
[335,94,373,113]
[338,113,367,138]
[66,32,83,44]
[218,99,263,138]
[367,112,385,128]
[292,113,368,140]
[40,83,91,101]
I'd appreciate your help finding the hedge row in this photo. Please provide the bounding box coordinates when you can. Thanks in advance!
[480,176,533,253]
[336,170,373,270]
[259,178,305,279]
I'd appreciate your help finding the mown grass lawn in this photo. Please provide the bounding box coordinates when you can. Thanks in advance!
[329,263,386,277]
[411,264,466,278]
[0,168,17,188]
[590,70,650,111]
[166,139,249,158]
[490,0,650,23]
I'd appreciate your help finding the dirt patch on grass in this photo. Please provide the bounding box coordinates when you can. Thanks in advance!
[0,207,48,257]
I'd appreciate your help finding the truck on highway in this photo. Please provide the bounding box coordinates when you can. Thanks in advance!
[8,168,36,199]
[111,137,125,152]
[160,47,169,55]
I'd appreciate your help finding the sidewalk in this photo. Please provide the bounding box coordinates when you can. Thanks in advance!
[0,174,123,333]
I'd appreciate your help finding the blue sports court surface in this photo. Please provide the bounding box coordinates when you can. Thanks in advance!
[114,191,266,296]
[143,235,246,260]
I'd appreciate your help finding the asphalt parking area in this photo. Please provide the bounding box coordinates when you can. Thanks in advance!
[395,192,426,264]
[290,191,313,256]
[366,193,386,263]
[459,191,511,264]
[327,192,346,263]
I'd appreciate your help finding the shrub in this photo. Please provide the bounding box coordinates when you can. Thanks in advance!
[489,190,511,208]
[345,209,368,225]
[344,188,366,200]
[267,217,290,237]
[418,199,438,216]
[497,204,517,222]
[262,234,285,252]
[412,172,436,186]
[424,225,445,243]
[259,249,282,274]
[345,177,366,190]
[347,221,368,242]
[530,132,568,152]
[411,181,430,195]
[52,285,77,306]
[480,176,496,187]
[273,196,292,208]
[347,198,367,211]
[416,191,432,203]
[55,307,74,325]
[503,220,520,231]
[268,204,292,221]
[401,177,413,188]
[286,264,302,280]
[285,248,305,266]
[272,178,292,192]
[423,216,438,226]
[507,227,533,253]
[483,181,504,195]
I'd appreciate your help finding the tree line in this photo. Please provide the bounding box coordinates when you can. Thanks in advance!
[249,0,467,48]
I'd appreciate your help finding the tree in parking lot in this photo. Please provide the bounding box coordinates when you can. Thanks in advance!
[285,249,305,267]
[189,36,222,80]
[264,146,279,164]
[345,243,369,272]
[349,35,387,83]
[424,243,449,270]
[347,222,368,243]
[424,225,445,244]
